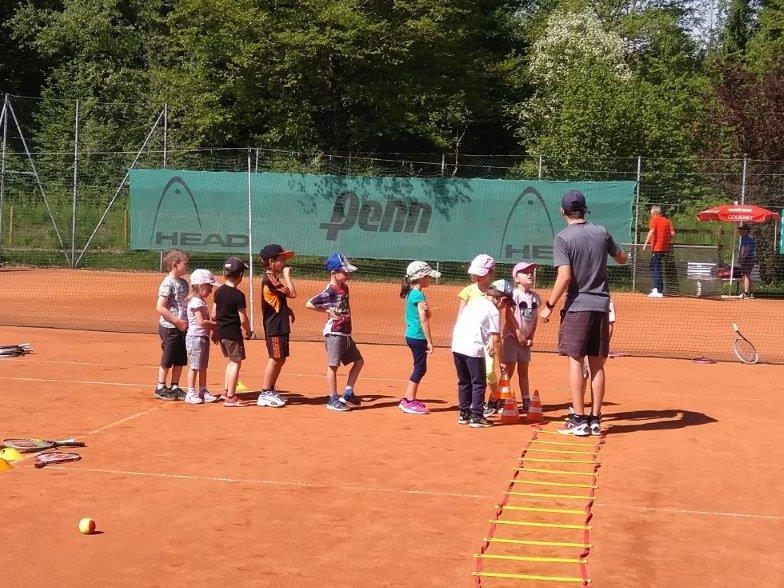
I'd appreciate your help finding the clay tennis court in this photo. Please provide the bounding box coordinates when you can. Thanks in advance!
[2,311,783,585]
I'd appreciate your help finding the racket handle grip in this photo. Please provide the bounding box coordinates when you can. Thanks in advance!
[34,462,45,469]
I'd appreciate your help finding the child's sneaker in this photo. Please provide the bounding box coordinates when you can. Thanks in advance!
[519,397,531,413]
[223,395,247,407]
[154,386,178,401]
[558,414,590,436]
[589,415,602,436]
[469,416,494,428]
[169,385,186,400]
[257,390,286,408]
[399,399,429,415]
[327,395,350,412]
[339,392,361,408]
[201,390,220,403]
[458,410,471,425]
[483,400,500,417]
[184,390,203,404]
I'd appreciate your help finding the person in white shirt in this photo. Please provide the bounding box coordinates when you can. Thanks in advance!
[451,279,513,428]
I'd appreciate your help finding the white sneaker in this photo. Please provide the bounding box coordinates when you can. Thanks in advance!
[184,390,204,404]
[201,390,220,403]
[648,289,664,298]
[256,390,286,407]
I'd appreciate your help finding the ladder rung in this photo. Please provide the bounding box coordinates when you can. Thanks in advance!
[531,439,599,448]
[505,490,595,501]
[499,504,585,515]
[473,571,591,583]
[474,553,588,564]
[526,448,598,456]
[491,519,591,530]
[515,467,597,477]
[510,479,598,489]
[521,457,599,465]
[484,537,593,549]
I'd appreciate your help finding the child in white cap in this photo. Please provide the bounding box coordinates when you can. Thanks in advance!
[184,269,220,404]
[457,254,501,414]
[399,261,441,415]
[499,261,542,413]
[452,279,513,428]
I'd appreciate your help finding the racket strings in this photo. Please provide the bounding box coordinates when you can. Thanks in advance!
[734,337,759,364]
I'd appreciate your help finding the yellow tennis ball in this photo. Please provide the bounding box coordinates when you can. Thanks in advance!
[78,517,96,535]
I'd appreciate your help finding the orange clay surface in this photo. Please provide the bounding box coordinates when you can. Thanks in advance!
[1,325,782,586]
[2,267,783,363]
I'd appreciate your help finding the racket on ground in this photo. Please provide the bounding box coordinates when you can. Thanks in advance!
[0,343,32,357]
[34,452,81,469]
[2,438,85,453]
[732,323,759,364]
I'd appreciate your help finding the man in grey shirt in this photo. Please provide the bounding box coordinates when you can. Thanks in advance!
[539,190,628,436]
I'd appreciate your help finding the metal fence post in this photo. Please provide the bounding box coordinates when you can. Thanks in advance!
[0,94,8,248]
[71,99,79,267]
[631,155,642,292]
[163,103,168,169]
[538,154,543,180]
[740,155,747,204]
[247,148,255,335]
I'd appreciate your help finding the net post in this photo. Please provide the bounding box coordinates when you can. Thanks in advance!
[71,99,79,268]
[0,94,8,248]
[631,155,642,292]
[247,147,255,334]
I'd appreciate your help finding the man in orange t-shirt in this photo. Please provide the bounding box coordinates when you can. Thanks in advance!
[643,206,676,297]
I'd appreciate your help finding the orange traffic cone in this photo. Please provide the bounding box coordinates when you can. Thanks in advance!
[498,378,512,400]
[500,397,519,424]
[526,390,543,425]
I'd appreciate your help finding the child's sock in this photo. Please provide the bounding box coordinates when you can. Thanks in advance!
[344,386,354,397]
[156,382,167,390]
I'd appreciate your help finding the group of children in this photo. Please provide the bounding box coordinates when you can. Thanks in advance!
[153,247,551,425]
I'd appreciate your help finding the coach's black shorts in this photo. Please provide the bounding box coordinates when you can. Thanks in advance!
[159,325,187,368]
[558,311,609,358]
[265,335,290,359]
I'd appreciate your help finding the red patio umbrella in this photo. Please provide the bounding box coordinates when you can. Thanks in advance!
[696,204,780,223]
[696,203,780,294]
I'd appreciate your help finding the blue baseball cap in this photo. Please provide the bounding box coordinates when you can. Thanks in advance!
[561,190,589,213]
[325,253,357,273]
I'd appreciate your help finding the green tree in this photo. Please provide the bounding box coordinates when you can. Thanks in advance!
[721,0,754,56]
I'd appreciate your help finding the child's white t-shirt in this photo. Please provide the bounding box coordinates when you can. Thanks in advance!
[187,297,209,337]
[451,297,500,357]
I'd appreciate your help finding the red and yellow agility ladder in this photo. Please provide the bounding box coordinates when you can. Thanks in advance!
[473,422,606,586]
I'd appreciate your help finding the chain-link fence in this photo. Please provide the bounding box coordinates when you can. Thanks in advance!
[1,94,782,363]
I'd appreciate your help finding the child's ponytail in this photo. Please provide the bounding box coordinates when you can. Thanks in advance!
[186,283,199,301]
[399,276,413,298]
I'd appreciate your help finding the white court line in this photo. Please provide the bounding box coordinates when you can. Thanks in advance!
[598,503,784,521]
[43,466,491,500]
[87,405,165,435]
[0,375,145,388]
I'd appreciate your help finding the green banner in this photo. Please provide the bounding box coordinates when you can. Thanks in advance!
[130,170,636,264]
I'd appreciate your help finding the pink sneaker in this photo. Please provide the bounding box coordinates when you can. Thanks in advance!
[399,399,429,415]
[223,395,248,407]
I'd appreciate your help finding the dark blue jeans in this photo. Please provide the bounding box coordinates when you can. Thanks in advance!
[650,252,664,293]
[452,352,486,418]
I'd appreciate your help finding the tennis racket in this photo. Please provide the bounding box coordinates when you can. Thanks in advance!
[0,343,32,358]
[34,451,81,468]
[732,323,759,364]
[2,438,85,453]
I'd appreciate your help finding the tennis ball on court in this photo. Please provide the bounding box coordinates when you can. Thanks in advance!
[78,517,96,535]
